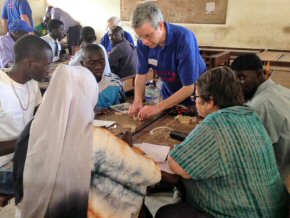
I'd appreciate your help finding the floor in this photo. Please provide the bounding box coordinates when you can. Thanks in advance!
[0,192,175,217]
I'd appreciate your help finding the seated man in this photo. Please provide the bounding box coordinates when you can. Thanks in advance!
[47,6,82,55]
[0,35,53,195]
[41,19,64,62]
[0,19,34,68]
[157,66,288,217]
[34,15,50,37]
[108,26,137,78]
[80,44,125,108]
[231,54,290,181]
[100,16,134,52]
[69,26,97,66]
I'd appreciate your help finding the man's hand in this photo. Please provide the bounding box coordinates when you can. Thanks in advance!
[137,104,162,120]
[129,100,143,118]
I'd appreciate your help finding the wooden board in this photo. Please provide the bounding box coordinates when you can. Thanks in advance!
[121,0,228,24]
[133,114,201,147]
[257,51,284,62]
[278,54,290,63]
[271,70,290,89]
[96,110,165,136]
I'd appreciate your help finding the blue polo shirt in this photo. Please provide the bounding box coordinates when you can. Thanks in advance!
[1,0,33,29]
[137,22,206,105]
[100,31,135,52]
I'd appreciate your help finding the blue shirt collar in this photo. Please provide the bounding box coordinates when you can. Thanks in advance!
[164,22,174,47]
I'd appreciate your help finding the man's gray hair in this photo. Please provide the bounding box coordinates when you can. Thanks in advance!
[107,16,121,25]
[131,1,163,29]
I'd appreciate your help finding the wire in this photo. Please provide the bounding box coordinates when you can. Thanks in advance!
[149,126,174,135]
[176,104,188,109]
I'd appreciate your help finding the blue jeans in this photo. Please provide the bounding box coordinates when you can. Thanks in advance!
[0,164,14,195]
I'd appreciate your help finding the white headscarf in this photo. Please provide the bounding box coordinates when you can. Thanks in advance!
[21,65,98,218]
[98,45,123,94]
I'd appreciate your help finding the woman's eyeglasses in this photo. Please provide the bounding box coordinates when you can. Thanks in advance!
[190,93,200,102]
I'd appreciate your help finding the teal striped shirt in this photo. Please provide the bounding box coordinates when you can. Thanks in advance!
[170,106,288,217]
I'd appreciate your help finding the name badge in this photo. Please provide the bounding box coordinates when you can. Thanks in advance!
[148,59,158,66]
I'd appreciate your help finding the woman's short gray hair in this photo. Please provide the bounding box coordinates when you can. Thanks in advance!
[130,1,164,29]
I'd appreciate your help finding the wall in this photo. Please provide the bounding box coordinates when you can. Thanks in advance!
[189,0,290,49]
[0,0,47,34]
[47,0,121,42]
[1,0,290,50]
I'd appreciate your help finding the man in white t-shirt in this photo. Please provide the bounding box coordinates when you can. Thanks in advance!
[0,35,53,194]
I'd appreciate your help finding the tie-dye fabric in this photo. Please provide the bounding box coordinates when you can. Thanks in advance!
[88,128,161,218]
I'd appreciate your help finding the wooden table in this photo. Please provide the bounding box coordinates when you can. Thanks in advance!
[97,109,200,147]
[270,70,290,89]
[257,51,290,67]
[96,110,165,136]
[199,47,264,62]
[257,51,284,62]
[200,50,231,69]
[97,108,200,185]
[133,114,199,147]
[277,53,290,64]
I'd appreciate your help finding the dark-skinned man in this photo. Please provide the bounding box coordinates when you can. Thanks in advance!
[231,53,290,182]
[108,26,137,78]
[0,19,34,68]
[0,35,53,195]
[41,19,65,62]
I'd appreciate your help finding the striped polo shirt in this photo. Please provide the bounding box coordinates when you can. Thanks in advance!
[170,106,288,217]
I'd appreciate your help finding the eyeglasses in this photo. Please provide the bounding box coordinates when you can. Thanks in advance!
[135,31,156,41]
[190,94,200,102]
[135,24,161,41]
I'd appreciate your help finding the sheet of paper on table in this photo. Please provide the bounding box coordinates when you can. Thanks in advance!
[159,161,175,174]
[110,103,131,114]
[93,120,116,128]
[134,143,175,174]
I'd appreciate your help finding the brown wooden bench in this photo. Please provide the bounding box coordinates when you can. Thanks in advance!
[201,51,231,69]
[0,194,13,207]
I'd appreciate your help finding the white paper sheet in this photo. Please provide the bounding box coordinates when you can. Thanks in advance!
[110,103,131,114]
[134,143,170,163]
[93,120,116,128]
[206,2,215,14]
[159,161,175,174]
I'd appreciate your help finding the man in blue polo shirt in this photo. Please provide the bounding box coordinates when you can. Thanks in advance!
[129,1,206,120]
[1,0,33,34]
[100,16,135,53]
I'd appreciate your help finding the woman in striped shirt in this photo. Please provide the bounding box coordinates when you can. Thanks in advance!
[156,66,288,218]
